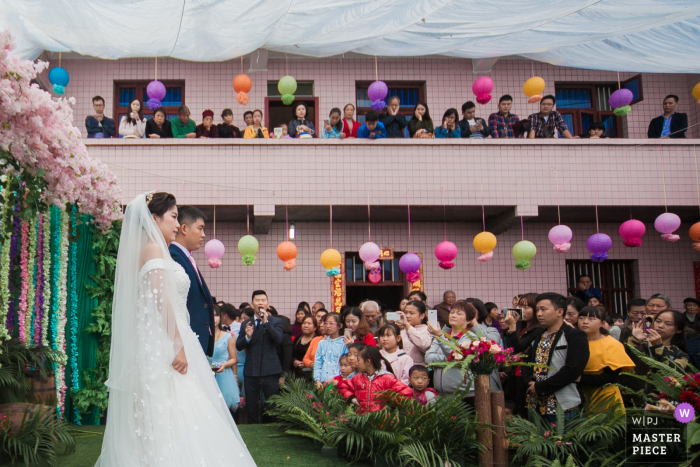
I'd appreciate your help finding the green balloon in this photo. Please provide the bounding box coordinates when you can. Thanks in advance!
[238,235,259,255]
[281,94,295,105]
[278,76,297,96]
[512,240,536,261]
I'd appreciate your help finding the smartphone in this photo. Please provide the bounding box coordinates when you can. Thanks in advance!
[386,312,399,322]
[344,328,353,339]
[506,308,523,320]
[428,309,439,328]
[644,315,654,331]
[324,118,331,125]
[273,127,283,138]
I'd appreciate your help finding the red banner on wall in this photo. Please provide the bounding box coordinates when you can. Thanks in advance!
[331,253,346,313]
[409,253,424,293]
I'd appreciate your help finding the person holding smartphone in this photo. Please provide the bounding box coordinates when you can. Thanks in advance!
[626,310,688,375]
[342,307,376,346]
[322,108,345,138]
[396,300,431,365]
[118,98,146,138]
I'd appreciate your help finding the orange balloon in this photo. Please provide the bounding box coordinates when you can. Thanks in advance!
[690,222,700,242]
[236,92,249,106]
[233,74,252,93]
[277,241,298,262]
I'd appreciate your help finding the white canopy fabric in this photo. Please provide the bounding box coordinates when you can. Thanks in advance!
[3,0,700,72]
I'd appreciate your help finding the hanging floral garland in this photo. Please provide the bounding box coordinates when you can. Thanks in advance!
[7,207,20,335]
[54,211,69,415]
[18,220,29,344]
[0,240,10,343]
[41,212,51,348]
[34,214,45,347]
[26,218,37,347]
[69,206,80,424]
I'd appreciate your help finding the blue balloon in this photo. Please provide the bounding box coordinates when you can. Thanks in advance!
[49,67,70,87]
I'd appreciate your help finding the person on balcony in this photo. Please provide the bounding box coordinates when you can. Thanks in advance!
[527,95,574,139]
[196,109,219,138]
[581,121,607,138]
[243,109,269,138]
[408,102,434,138]
[648,94,687,139]
[342,103,359,138]
[357,111,386,139]
[243,110,254,128]
[218,108,242,138]
[85,95,115,138]
[172,105,197,138]
[145,107,173,138]
[435,108,461,138]
[288,102,317,138]
[488,95,519,138]
[322,108,345,138]
[118,98,146,138]
[379,96,408,138]
[459,101,490,139]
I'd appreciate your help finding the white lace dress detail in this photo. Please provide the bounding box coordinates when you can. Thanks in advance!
[96,259,256,467]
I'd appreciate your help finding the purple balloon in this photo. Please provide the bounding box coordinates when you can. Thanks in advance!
[586,233,612,254]
[399,253,421,274]
[367,81,388,102]
[654,212,681,234]
[609,89,633,109]
[147,80,167,101]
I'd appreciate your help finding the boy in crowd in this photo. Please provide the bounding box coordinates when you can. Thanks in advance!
[357,111,386,139]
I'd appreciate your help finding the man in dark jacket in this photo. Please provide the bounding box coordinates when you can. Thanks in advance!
[508,292,589,423]
[647,94,687,138]
[379,96,408,138]
[236,290,284,424]
[459,101,491,138]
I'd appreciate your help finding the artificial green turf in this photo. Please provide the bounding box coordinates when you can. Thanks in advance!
[1,424,372,467]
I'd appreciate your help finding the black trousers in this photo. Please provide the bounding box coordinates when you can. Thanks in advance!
[244,374,280,424]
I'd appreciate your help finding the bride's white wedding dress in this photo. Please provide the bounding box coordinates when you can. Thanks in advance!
[96,257,257,466]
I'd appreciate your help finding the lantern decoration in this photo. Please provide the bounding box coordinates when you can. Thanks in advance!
[320,248,342,276]
[586,233,612,262]
[49,66,70,95]
[619,219,646,247]
[204,239,225,268]
[689,222,700,252]
[523,77,545,103]
[512,240,536,270]
[359,241,381,271]
[237,235,259,266]
[654,212,681,242]
[548,225,573,253]
[278,75,297,105]
[609,88,633,117]
[472,76,494,105]
[473,231,497,262]
[233,74,252,106]
[435,241,458,270]
[399,253,422,283]
[146,80,167,110]
[368,80,388,111]
[692,82,700,105]
[277,240,298,271]
[368,266,382,284]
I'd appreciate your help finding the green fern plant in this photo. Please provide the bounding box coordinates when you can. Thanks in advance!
[0,404,75,466]
[0,339,57,404]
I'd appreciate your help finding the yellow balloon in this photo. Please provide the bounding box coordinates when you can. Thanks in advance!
[523,77,546,97]
[693,82,700,101]
[320,248,341,270]
[473,232,497,253]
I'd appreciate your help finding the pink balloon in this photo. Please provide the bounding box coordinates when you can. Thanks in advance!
[359,242,380,263]
[472,77,494,96]
[548,225,572,245]
[435,241,458,262]
[654,213,681,234]
[204,239,225,260]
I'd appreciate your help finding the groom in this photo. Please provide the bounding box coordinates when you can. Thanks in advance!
[169,206,215,357]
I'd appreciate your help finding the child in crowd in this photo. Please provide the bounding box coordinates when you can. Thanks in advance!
[604,314,622,340]
[378,324,414,385]
[409,365,438,405]
[345,342,367,372]
[357,111,386,139]
[314,313,348,389]
[339,346,413,413]
[330,354,356,388]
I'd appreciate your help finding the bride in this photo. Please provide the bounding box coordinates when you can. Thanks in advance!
[95,192,257,466]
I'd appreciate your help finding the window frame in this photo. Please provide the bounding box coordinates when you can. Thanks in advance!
[112,80,186,134]
[554,82,623,138]
[566,259,635,316]
[355,80,426,119]
[621,74,644,106]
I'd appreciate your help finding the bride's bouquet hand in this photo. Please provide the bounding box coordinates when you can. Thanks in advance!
[172,347,188,374]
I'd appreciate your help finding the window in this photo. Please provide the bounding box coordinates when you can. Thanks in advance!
[355,81,426,124]
[267,81,314,96]
[113,80,185,136]
[346,253,401,284]
[622,75,644,105]
[566,260,635,316]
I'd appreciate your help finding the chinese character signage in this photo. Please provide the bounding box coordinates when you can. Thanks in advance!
[331,253,346,313]
[379,248,394,260]
[409,253,424,293]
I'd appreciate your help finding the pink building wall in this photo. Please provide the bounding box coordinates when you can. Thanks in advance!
[193,219,696,319]
[52,56,698,139]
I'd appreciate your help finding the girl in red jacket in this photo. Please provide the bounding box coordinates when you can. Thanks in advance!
[339,346,413,414]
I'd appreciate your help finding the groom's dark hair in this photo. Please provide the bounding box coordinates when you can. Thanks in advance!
[252,290,267,300]
[177,206,207,227]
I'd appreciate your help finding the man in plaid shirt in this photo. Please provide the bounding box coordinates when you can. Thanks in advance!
[488,94,519,138]
[527,95,575,139]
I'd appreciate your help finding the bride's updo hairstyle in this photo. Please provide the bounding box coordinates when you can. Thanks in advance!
[147,192,177,217]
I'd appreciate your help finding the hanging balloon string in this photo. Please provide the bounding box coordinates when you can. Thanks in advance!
[285,206,289,241]
[154,57,157,81]
[479,182,485,231]
[553,167,561,225]
[592,159,600,233]
[659,144,668,213]
[617,71,620,90]
[531,61,534,78]
[329,190,333,250]
[520,215,524,241]
[213,205,216,238]
[367,193,371,242]
[240,56,243,74]
[407,189,411,249]
[442,187,447,241]
[695,146,700,217]
[285,53,288,76]
[374,55,378,81]
[624,150,633,217]
[246,189,250,235]
[59,52,61,68]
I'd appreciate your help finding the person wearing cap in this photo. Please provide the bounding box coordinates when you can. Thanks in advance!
[196,109,219,138]
[683,298,700,334]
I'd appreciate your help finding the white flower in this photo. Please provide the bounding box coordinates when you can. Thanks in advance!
[489,344,502,354]
[453,353,464,361]
[68,97,76,105]
[0,175,6,183]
